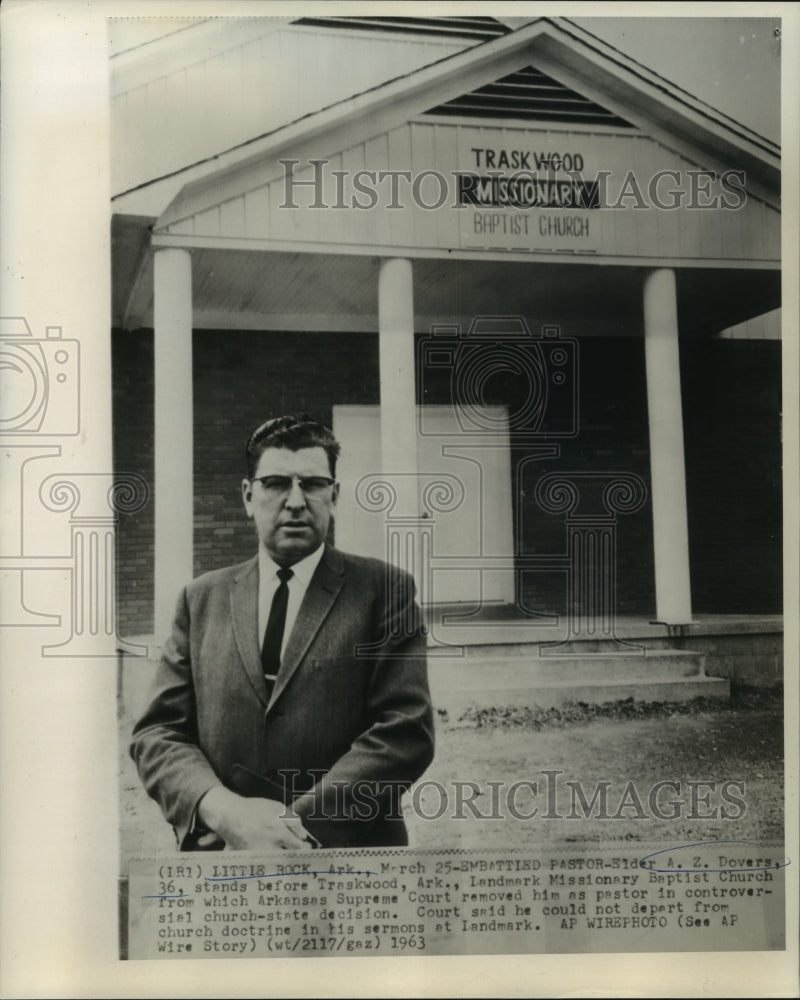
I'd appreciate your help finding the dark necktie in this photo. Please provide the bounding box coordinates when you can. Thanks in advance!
[261,567,294,697]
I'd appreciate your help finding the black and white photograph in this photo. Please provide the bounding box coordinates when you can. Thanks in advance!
[1,3,798,997]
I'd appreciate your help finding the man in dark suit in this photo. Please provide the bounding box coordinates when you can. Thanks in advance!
[131,414,434,851]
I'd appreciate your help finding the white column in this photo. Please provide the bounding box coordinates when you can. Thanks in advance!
[153,247,193,643]
[378,257,418,512]
[378,257,427,595]
[643,268,692,624]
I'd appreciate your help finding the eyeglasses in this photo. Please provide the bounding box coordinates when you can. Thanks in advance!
[252,475,336,499]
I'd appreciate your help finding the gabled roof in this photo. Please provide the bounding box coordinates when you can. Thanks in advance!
[122,16,778,230]
[291,14,510,41]
[110,16,481,204]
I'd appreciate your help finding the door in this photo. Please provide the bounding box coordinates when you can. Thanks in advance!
[333,404,514,605]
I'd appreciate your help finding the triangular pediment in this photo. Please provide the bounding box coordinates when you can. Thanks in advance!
[148,16,778,235]
[423,64,636,128]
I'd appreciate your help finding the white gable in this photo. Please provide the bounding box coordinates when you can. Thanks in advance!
[148,20,778,268]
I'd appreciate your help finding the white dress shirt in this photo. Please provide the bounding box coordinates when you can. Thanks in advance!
[257,543,326,661]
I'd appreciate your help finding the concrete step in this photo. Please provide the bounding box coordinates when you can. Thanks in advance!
[430,674,731,715]
[426,619,670,650]
[430,635,678,658]
[427,648,706,684]
[428,630,647,652]
[426,643,731,714]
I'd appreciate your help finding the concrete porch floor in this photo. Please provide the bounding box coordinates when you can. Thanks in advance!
[422,609,784,646]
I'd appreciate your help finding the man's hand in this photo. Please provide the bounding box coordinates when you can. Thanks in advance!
[198,786,313,851]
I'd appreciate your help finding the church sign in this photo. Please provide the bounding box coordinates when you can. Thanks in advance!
[453,127,746,254]
[175,120,775,265]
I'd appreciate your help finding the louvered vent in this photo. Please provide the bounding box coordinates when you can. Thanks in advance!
[292,16,510,41]
[424,66,635,127]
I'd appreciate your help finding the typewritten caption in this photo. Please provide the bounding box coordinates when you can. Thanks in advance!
[127,844,786,958]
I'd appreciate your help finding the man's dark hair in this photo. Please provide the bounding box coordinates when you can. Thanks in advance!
[245,414,341,479]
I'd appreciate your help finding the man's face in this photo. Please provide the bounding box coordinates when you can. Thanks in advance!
[242,446,339,566]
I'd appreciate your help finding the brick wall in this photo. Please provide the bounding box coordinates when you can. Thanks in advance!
[112,329,154,636]
[681,338,782,613]
[191,329,380,576]
[112,327,781,635]
[416,333,655,615]
[522,336,655,616]
[113,328,379,635]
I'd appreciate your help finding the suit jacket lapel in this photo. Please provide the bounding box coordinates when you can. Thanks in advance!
[230,555,270,707]
[268,545,345,711]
